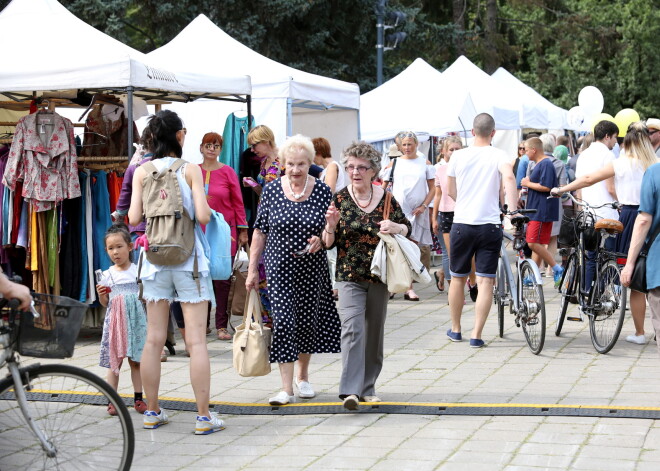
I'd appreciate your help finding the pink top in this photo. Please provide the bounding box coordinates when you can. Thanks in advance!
[200,165,248,256]
[434,164,455,212]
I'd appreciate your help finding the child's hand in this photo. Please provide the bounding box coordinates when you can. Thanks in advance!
[96,284,110,296]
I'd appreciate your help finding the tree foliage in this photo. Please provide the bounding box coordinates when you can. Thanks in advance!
[1,0,657,116]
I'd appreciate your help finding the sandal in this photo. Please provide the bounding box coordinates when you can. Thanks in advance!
[107,403,118,416]
[217,328,232,341]
[434,271,445,292]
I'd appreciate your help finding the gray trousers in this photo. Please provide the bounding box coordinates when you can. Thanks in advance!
[337,281,388,398]
[649,288,660,358]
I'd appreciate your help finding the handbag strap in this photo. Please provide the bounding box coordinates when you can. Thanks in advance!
[383,191,392,220]
[641,222,660,255]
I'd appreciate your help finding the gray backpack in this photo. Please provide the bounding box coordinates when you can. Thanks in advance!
[141,159,195,265]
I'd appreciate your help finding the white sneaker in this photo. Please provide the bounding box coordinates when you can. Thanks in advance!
[342,394,359,411]
[195,412,225,435]
[143,409,169,429]
[269,391,295,405]
[363,395,381,403]
[626,334,647,345]
[295,380,316,399]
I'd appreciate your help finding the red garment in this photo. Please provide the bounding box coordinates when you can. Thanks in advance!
[200,165,247,256]
[107,171,123,212]
[10,182,22,245]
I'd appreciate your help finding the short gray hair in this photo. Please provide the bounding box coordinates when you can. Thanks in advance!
[278,134,315,165]
[341,141,382,177]
[473,113,495,137]
[539,133,556,153]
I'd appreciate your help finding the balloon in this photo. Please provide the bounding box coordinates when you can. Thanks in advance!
[567,106,585,130]
[614,108,641,137]
[578,86,604,116]
[590,113,615,134]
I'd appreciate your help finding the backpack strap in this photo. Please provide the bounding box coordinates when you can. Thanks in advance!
[136,250,145,301]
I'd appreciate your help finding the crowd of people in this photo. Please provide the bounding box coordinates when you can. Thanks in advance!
[3,110,660,436]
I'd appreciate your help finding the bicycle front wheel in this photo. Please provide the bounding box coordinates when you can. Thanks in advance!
[0,363,134,470]
[494,259,507,338]
[519,260,546,355]
[556,254,577,337]
[589,259,626,354]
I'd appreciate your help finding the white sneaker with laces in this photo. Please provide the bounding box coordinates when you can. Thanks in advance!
[295,380,316,399]
[143,409,169,429]
[268,391,295,405]
[195,412,225,435]
[625,333,647,345]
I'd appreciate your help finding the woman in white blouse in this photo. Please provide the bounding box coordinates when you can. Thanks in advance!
[553,122,659,345]
[383,131,435,301]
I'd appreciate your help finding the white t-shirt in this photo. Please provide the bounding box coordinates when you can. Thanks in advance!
[612,156,647,205]
[575,141,618,220]
[99,264,138,287]
[447,145,509,225]
[320,160,347,193]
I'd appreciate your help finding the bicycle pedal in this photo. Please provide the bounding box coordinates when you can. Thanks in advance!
[566,316,583,322]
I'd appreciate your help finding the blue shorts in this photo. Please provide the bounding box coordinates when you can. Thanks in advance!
[449,223,503,278]
[141,270,212,304]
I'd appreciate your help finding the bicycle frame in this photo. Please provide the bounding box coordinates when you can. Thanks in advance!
[498,231,543,317]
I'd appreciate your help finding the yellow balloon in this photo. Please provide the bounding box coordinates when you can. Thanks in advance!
[591,113,615,134]
[614,108,641,137]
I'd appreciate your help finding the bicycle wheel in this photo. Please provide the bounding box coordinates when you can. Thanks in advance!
[494,260,507,338]
[589,259,626,354]
[519,260,546,355]
[555,254,577,337]
[0,363,134,470]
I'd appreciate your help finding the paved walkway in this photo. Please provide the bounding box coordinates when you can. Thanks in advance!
[33,267,660,470]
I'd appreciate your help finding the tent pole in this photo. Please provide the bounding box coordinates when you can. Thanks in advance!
[127,86,134,157]
[247,95,252,129]
[287,98,293,137]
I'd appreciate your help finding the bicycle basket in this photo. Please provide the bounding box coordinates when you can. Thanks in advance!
[578,213,598,251]
[18,293,87,359]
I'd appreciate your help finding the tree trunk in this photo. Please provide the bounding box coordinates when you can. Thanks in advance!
[452,0,465,56]
[484,0,498,73]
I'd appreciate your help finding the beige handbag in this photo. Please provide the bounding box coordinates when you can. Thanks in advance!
[233,289,272,377]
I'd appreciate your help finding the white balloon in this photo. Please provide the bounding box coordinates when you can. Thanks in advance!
[578,86,604,116]
[567,106,585,129]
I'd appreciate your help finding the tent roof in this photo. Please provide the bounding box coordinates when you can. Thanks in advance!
[441,56,521,130]
[147,15,359,110]
[360,58,477,142]
[491,67,569,130]
[0,0,251,103]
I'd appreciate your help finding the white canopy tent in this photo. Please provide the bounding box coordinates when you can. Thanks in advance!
[0,0,252,155]
[360,58,477,143]
[441,56,521,130]
[147,15,360,161]
[491,67,570,130]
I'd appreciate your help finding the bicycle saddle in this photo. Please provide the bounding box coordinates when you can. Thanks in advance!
[594,218,624,234]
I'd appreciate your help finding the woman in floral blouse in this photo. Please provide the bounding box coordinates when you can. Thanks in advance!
[245,125,284,327]
[322,142,411,411]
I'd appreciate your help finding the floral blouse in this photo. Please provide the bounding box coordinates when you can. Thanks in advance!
[332,187,411,283]
[256,157,284,187]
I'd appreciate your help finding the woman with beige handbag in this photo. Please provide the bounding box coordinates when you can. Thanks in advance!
[323,142,411,411]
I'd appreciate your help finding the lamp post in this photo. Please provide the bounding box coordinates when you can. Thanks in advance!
[376,0,386,86]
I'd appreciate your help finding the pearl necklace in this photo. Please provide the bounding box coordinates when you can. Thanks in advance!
[351,184,373,209]
[287,175,309,199]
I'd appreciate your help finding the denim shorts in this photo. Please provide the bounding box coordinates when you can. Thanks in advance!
[141,270,212,304]
[449,223,503,278]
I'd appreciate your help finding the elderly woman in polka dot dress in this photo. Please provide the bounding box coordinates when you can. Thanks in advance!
[246,134,341,406]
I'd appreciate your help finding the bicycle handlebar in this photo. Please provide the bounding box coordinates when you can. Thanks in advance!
[0,298,21,310]
[548,191,621,211]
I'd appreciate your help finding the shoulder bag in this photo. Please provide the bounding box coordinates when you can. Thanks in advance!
[628,223,660,294]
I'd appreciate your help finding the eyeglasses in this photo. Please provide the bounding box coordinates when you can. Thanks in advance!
[291,242,312,258]
[649,130,660,136]
[179,128,187,135]
[204,143,221,151]
[345,165,371,174]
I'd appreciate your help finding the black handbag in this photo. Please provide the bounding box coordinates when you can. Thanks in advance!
[628,224,660,293]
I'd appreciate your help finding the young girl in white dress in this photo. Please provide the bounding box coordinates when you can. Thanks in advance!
[97,222,148,416]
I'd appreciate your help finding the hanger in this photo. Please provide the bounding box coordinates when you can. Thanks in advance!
[80,131,109,146]
[78,93,123,121]
[233,104,248,118]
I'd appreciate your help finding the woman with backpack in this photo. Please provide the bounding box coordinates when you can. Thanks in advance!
[128,110,224,435]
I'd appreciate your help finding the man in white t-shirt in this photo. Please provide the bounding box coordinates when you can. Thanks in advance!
[446,113,518,348]
[574,119,620,288]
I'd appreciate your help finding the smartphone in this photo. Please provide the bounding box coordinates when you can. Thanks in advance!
[243,177,258,188]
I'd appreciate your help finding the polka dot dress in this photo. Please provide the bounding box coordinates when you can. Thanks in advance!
[254,178,341,364]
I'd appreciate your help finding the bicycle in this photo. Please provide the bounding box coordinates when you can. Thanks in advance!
[0,291,134,470]
[494,208,546,355]
[553,192,626,354]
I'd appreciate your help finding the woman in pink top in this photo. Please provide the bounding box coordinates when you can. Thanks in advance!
[199,132,248,340]
[432,136,477,298]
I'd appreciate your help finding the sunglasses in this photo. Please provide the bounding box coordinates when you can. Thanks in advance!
[204,143,221,151]
[518,147,525,151]
[649,130,660,136]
